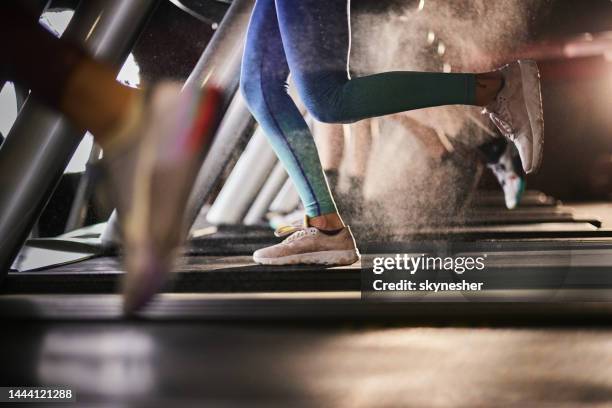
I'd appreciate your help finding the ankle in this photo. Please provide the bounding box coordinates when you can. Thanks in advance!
[309,212,345,231]
[474,73,504,106]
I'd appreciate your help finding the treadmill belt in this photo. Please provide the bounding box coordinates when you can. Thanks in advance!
[186,222,610,256]
[4,239,612,295]
[472,190,557,207]
[5,191,611,296]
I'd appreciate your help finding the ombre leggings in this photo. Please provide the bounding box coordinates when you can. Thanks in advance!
[240,0,477,217]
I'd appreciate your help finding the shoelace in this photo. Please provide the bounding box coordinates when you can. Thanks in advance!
[274,221,305,238]
[274,214,311,238]
[485,95,517,142]
[275,226,319,244]
[274,214,320,243]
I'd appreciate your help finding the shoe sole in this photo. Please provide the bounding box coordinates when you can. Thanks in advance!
[254,249,360,266]
[519,60,545,173]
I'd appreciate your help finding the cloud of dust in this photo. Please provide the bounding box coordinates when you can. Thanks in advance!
[343,0,550,233]
[351,0,548,138]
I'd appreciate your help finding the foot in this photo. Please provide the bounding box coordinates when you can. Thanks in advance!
[483,60,544,174]
[102,82,221,314]
[487,142,526,210]
[253,217,360,266]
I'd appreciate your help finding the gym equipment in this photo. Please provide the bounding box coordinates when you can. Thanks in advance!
[0,0,160,277]
[99,0,256,243]
[244,162,289,225]
[206,126,278,225]
[1,2,612,406]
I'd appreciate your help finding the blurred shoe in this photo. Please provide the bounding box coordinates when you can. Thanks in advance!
[488,143,525,210]
[103,82,221,314]
[483,60,544,174]
[253,217,360,266]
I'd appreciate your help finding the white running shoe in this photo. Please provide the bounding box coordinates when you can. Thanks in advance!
[253,218,360,266]
[487,143,525,210]
[483,60,544,174]
[103,82,221,313]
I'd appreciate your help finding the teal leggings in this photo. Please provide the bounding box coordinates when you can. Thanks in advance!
[240,0,477,217]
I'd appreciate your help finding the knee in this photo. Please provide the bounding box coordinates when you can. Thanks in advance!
[306,99,340,124]
[298,79,349,124]
[308,100,354,124]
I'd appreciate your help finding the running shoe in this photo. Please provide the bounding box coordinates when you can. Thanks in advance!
[253,217,360,266]
[488,142,526,210]
[103,82,221,314]
[483,60,544,174]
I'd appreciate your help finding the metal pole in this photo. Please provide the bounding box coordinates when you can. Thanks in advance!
[186,93,255,226]
[0,0,158,275]
[184,0,255,225]
[244,162,288,225]
[269,178,301,215]
[64,144,102,232]
[183,0,254,109]
[13,83,30,114]
[103,0,255,240]
[206,126,278,225]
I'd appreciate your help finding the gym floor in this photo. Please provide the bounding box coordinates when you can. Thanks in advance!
[3,308,612,407]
